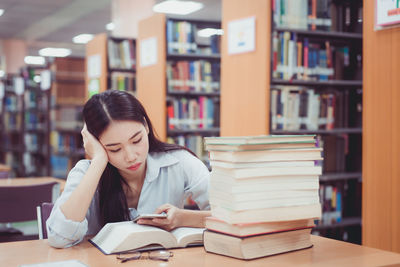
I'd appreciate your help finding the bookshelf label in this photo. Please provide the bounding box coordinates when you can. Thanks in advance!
[228,16,256,55]
[140,36,157,67]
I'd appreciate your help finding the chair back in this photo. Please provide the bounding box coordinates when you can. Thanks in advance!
[0,182,58,223]
[37,202,54,239]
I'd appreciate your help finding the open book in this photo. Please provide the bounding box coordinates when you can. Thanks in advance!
[89,221,205,254]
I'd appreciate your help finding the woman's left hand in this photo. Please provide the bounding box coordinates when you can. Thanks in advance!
[136,204,183,231]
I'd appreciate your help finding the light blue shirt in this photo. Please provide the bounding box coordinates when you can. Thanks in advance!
[47,149,210,248]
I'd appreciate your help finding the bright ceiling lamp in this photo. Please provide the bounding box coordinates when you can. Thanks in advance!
[106,22,115,31]
[197,28,224,38]
[153,0,203,15]
[73,34,94,44]
[24,56,45,65]
[0,9,4,17]
[39,47,71,57]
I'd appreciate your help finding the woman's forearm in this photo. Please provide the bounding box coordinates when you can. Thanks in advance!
[60,157,108,222]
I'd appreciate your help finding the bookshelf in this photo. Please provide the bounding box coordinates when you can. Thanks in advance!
[85,33,136,100]
[137,14,221,163]
[221,0,363,244]
[0,71,51,177]
[49,58,86,178]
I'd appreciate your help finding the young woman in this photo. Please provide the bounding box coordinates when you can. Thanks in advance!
[47,90,211,248]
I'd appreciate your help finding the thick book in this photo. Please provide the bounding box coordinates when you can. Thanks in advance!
[205,217,315,237]
[211,203,321,224]
[209,147,322,163]
[205,142,316,152]
[210,174,320,194]
[211,165,322,178]
[89,221,204,255]
[209,160,315,169]
[204,135,316,145]
[203,228,313,260]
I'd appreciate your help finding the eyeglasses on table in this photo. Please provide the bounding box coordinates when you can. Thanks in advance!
[116,250,174,263]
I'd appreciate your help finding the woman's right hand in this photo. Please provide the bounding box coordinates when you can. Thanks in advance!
[81,124,108,163]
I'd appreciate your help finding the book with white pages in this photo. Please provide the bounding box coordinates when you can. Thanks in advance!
[209,147,323,163]
[204,135,316,145]
[211,165,322,178]
[209,175,320,194]
[209,160,316,169]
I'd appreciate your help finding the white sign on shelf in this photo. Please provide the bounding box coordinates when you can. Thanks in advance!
[88,54,101,78]
[228,16,256,55]
[376,0,400,29]
[40,70,51,90]
[140,37,158,67]
[14,77,24,95]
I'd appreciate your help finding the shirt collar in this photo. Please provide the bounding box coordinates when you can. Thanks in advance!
[145,151,179,183]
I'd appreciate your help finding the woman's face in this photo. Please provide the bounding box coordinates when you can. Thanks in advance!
[99,120,149,179]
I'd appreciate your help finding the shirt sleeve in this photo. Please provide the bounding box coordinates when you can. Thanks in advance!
[180,151,210,210]
[46,160,93,248]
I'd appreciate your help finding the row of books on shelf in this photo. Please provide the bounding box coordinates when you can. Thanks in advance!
[319,183,342,225]
[50,155,76,178]
[3,113,21,131]
[167,97,219,130]
[272,31,357,81]
[166,60,220,93]
[107,38,136,70]
[50,131,83,154]
[24,112,47,130]
[273,0,362,33]
[109,72,136,92]
[4,95,22,112]
[167,135,208,163]
[166,20,221,55]
[24,90,48,109]
[24,133,45,153]
[271,87,344,131]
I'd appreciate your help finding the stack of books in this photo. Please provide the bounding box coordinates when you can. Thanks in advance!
[203,135,322,260]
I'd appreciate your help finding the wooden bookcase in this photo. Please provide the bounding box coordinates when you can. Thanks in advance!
[49,57,86,178]
[137,14,221,163]
[0,71,51,177]
[85,33,136,100]
[221,0,363,244]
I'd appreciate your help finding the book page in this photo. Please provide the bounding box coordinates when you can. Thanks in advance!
[171,227,205,247]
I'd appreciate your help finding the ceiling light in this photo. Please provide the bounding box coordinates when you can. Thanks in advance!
[73,34,94,44]
[106,22,115,31]
[39,48,71,57]
[24,56,45,65]
[153,0,203,15]
[0,9,4,17]
[197,28,224,38]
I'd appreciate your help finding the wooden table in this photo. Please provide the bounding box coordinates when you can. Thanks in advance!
[0,176,66,192]
[1,235,400,266]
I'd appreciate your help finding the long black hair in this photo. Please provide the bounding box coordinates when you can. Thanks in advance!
[83,90,183,225]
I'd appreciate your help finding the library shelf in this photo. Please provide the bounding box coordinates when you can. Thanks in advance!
[271,128,362,135]
[319,172,362,182]
[167,128,220,136]
[167,91,220,98]
[274,27,363,40]
[314,217,362,230]
[167,53,221,61]
[271,79,362,87]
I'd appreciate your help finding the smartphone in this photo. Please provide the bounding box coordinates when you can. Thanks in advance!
[132,213,167,222]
